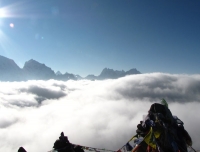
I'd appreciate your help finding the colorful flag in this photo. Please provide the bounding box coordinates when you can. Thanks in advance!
[143,127,157,149]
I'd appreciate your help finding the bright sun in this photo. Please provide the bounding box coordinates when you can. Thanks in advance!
[0,8,6,18]
[0,7,14,28]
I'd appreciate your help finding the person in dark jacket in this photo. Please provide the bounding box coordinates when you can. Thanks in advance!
[138,99,175,133]
[136,99,192,152]
[148,99,175,125]
[53,132,74,152]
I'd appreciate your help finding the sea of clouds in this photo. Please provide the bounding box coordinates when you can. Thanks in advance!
[0,73,200,152]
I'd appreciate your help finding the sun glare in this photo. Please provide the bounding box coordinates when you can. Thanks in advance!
[0,1,35,48]
[0,8,6,18]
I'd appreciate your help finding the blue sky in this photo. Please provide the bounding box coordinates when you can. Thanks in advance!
[0,0,200,76]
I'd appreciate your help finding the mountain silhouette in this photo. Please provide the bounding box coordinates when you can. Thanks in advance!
[0,55,141,81]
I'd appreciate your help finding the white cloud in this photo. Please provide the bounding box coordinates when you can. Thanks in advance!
[0,73,200,152]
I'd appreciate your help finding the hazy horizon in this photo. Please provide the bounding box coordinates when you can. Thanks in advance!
[0,54,141,77]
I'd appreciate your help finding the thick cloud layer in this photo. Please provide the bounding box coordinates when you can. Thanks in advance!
[0,73,200,152]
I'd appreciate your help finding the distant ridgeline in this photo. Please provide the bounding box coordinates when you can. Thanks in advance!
[0,55,141,81]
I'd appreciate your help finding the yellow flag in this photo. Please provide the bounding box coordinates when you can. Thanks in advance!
[143,127,157,149]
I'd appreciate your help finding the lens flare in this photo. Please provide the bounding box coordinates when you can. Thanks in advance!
[9,23,14,28]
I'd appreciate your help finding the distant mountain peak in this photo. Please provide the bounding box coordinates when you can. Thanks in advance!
[0,55,23,81]
[56,71,62,75]
[23,59,46,68]
[23,59,55,80]
[126,68,141,75]
[0,55,141,81]
[96,67,141,80]
[0,55,20,69]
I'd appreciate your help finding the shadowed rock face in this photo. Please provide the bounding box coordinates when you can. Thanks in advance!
[0,55,20,71]
[23,59,56,80]
[97,68,141,80]
[98,68,125,79]
[0,55,23,81]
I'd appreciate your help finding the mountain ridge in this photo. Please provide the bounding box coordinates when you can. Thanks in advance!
[0,55,141,81]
